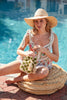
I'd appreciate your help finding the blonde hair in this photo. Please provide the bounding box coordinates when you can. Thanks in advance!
[45,18,51,33]
[33,18,51,35]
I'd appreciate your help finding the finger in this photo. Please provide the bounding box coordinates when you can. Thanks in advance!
[33,46,39,50]
[33,46,37,49]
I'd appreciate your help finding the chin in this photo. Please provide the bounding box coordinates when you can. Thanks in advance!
[37,28,41,31]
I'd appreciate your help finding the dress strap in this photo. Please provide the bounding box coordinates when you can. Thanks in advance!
[21,30,29,48]
[28,29,34,46]
[48,30,54,51]
[50,30,54,44]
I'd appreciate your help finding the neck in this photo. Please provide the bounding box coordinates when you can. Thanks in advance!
[38,29,48,35]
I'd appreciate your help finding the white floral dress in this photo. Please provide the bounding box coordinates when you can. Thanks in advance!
[17,29,54,69]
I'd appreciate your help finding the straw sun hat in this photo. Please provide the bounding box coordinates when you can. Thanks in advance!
[24,8,57,28]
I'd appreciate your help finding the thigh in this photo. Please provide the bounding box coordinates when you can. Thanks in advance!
[0,60,21,76]
[36,66,49,75]
[26,66,49,81]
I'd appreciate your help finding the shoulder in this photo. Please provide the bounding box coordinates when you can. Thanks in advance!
[53,33,58,41]
[23,29,33,41]
[24,29,31,38]
[26,29,32,34]
[53,33,58,45]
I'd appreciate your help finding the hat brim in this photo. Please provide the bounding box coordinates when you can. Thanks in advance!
[24,16,57,28]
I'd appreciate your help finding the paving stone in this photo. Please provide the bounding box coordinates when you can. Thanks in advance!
[51,97,62,100]
[10,94,21,100]
[0,76,7,83]
[0,83,7,89]
[0,87,3,93]
[49,86,66,99]
[62,95,67,100]
[65,81,67,85]
[33,95,51,100]
[65,85,67,95]
[21,96,51,100]
[0,91,21,100]
[15,89,51,100]
[0,98,11,100]
[55,97,62,100]
[3,85,18,92]
[9,88,19,94]
[0,92,11,99]
[25,97,39,100]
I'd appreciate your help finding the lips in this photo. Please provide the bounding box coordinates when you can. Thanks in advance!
[37,26,41,29]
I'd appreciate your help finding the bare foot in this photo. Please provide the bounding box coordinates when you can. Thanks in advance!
[5,75,24,84]
[5,78,15,84]
[5,72,26,84]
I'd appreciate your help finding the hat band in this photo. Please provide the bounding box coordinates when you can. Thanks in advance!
[34,14,48,17]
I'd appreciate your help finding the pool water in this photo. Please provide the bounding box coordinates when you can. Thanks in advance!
[0,0,67,71]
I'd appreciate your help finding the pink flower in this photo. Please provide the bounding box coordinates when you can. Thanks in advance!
[29,44,33,51]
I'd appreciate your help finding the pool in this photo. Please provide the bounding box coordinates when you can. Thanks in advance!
[0,0,67,71]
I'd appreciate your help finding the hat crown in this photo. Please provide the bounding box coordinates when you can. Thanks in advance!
[24,8,57,28]
[34,8,48,17]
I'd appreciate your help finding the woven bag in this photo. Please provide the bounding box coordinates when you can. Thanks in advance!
[17,64,67,95]
[20,56,37,74]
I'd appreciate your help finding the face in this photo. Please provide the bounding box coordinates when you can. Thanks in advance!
[33,18,47,31]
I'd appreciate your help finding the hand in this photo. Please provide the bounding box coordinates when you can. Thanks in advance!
[33,45,41,52]
[33,45,49,54]
[25,51,36,58]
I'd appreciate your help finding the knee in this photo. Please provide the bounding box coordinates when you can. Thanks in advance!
[41,67,49,78]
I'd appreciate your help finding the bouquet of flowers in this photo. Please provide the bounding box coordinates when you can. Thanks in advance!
[20,56,37,74]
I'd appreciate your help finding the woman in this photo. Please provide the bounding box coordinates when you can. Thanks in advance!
[0,8,59,84]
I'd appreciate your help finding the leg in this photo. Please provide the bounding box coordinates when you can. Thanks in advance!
[6,72,26,84]
[0,60,21,76]
[6,66,49,84]
[23,66,49,81]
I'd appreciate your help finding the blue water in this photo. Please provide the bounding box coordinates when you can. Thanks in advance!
[0,0,67,71]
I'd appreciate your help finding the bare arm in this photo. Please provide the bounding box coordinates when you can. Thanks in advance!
[17,32,29,57]
[42,33,59,62]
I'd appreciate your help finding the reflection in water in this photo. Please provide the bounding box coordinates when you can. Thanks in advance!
[7,0,67,16]
[35,0,41,9]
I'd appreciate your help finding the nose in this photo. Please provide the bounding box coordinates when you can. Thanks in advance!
[37,21,40,25]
